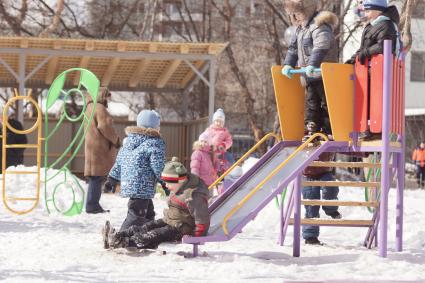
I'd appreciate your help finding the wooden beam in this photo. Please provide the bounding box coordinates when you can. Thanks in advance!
[180,45,216,88]
[301,200,379,207]
[101,42,126,87]
[180,61,205,88]
[73,41,95,85]
[156,45,189,88]
[128,44,157,88]
[20,38,29,48]
[302,181,380,187]
[289,219,374,226]
[45,41,61,84]
[310,161,381,168]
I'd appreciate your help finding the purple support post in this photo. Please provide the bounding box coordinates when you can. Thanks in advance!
[396,59,406,253]
[379,40,393,258]
[279,190,284,245]
[193,244,199,257]
[293,175,301,257]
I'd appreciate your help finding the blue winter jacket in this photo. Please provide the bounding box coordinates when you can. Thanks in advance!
[109,126,165,199]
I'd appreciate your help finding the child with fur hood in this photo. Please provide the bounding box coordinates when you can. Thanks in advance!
[102,158,210,250]
[281,0,339,140]
[108,110,166,231]
[190,132,218,187]
[202,108,234,173]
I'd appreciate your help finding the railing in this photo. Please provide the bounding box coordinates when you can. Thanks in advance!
[221,132,328,235]
[207,132,281,190]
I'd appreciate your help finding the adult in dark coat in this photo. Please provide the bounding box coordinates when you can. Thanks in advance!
[0,108,28,171]
[84,87,120,214]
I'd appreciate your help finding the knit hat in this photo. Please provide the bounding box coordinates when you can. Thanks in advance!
[198,132,211,143]
[137,109,161,129]
[363,0,387,11]
[213,108,225,122]
[161,157,188,183]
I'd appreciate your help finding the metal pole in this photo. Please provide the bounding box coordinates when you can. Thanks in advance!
[396,54,406,252]
[17,52,26,122]
[293,175,301,257]
[208,59,216,123]
[379,40,393,258]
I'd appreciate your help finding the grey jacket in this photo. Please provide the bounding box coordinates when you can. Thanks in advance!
[284,11,339,80]
[163,174,210,236]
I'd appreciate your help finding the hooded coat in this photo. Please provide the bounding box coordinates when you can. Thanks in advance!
[284,11,339,77]
[84,88,120,176]
[203,125,233,150]
[109,126,165,199]
[162,174,210,236]
[349,6,400,62]
[190,143,217,186]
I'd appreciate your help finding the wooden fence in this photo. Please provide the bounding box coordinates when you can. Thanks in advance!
[22,117,209,174]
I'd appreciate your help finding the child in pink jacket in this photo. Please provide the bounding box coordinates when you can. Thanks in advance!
[190,132,218,187]
[202,109,234,174]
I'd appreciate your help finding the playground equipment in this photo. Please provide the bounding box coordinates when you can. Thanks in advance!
[1,68,100,216]
[2,90,42,215]
[183,40,405,258]
[43,68,100,216]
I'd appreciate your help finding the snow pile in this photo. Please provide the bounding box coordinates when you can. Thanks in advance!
[0,167,425,282]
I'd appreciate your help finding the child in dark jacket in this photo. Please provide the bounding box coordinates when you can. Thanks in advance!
[302,152,341,245]
[102,157,210,250]
[108,110,165,231]
[346,1,400,140]
[281,0,339,140]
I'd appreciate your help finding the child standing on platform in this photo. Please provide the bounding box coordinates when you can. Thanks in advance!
[281,0,338,141]
[346,0,401,140]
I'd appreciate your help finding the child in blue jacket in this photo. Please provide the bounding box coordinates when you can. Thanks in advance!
[108,110,166,231]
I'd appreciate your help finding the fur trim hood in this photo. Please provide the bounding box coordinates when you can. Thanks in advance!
[314,11,339,30]
[125,126,161,138]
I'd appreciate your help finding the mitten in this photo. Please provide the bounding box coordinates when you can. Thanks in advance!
[194,223,207,237]
[358,49,370,65]
[305,65,316,77]
[281,65,294,79]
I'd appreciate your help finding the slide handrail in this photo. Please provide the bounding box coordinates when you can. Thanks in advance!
[208,132,281,190]
[221,132,328,235]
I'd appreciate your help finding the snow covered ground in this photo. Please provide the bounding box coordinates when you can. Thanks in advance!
[0,167,425,282]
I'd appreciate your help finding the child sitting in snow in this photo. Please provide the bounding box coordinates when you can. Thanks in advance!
[102,158,210,250]
[107,109,165,231]
[190,132,218,187]
[202,108,234,174]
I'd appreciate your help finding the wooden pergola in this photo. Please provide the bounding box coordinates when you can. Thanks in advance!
[0,36,227,121]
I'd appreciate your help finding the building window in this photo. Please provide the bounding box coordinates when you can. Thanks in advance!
[411,52,425,82]
[413,2,425,18]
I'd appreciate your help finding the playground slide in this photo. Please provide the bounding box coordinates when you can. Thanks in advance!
[184,141,332,243]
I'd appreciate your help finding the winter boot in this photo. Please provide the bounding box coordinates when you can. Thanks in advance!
[108,229,130,249]
[305,237,323,245]
[302,122,319,143]
[326,211,342,219]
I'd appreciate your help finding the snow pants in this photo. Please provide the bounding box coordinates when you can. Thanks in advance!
[120,198,155,231]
